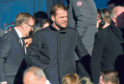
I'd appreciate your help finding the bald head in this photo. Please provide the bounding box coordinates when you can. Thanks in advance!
[112,6,124,18]
[23,66,47,84]
[111,6,124,27]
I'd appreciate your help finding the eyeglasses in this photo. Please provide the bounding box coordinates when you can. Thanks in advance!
[25,23,34,28]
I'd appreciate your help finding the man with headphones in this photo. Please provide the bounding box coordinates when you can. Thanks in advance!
[91,6,124,84]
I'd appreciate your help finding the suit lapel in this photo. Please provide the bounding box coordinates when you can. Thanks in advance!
[12,28,26,55]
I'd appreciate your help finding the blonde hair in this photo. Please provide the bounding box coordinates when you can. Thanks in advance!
[62,73,81,84]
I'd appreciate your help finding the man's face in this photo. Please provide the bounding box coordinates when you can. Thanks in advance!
[52,9,68,29]
[23,18,34,37]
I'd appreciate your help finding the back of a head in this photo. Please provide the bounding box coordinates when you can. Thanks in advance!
[23,66,47,84]
[33,11,48,24]
[111,6,124,28]
[102,8,111,23]
[107,0,124,11]
[62,73,81,84]
[111,6,124,18]
[100,70,119,84]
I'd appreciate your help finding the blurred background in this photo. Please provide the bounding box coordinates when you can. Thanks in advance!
[0,0,124,29]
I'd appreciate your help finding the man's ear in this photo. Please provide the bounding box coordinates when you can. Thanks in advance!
[21,23,27,29]
[51,15,55,22]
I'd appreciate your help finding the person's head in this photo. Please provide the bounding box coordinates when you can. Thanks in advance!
[33,11,48,24]
[107,0,124,11]
[97,8,111,29]
[62,73,81,84]
[107,1,116,11]
[15,12,35,37]
[111,6,124,28]
[37,19,50,29]
[50,4,68,30]
[99,70,119,84]
[23,66,47,84]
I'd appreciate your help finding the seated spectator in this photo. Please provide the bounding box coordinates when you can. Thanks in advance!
[62,73,93,84]
[23,66,51,84]
[97,8,111,30]
[99,70,119,84]
[62,73,81,84]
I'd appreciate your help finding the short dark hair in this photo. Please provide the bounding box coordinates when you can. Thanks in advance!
[15,12,34,27]
[33,11,48,23]
[100,70,119,84]
[50,4,67,16]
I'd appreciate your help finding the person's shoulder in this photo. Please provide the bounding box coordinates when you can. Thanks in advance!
[33,26,50,37]
[0,28,5,37]
[67,26,78,31]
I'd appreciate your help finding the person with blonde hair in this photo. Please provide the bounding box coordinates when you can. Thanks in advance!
[62,73,81,84]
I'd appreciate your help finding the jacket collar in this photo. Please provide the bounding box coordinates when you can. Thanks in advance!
[49,25,67,33]
[110,21,124,41]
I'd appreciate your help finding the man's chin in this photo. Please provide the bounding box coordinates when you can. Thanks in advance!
[61,25,67,28]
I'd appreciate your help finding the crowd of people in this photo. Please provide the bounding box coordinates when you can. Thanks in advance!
[0,0,124,84]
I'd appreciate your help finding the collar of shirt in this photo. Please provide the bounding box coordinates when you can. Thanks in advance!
[14,28,23,38]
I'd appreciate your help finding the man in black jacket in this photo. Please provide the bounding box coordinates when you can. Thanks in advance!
[26,4,89,84]
[91,6,124,84]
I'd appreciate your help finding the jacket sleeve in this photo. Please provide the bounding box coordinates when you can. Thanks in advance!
[26,32,50,69]
[67,2,76,28]
[0,33,11,82]
[91,32,103,84]
[69,0,89,37]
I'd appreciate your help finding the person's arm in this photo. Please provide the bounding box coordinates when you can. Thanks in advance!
[26,32,50,69]
[0,33,11,83]
[69,0,89,37]
[75,30,89,59]
[67,2,76,28]
[90,32,103,84]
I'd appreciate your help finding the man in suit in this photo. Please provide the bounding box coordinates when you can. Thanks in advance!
[0,12,35,84]
[26,4,89,84]
[91,6,124,84]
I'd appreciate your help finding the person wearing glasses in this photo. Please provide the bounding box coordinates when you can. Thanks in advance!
[0,12,35,84]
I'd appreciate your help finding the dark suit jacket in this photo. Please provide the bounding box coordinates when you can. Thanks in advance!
[0,28,26,84]
[91,22,124,84]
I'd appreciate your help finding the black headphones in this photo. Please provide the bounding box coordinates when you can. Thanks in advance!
[99,9,105,30]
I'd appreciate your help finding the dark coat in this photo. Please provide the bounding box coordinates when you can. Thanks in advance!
[91,22,124,84]
[0,29,26,84]
[26,26,89,84]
